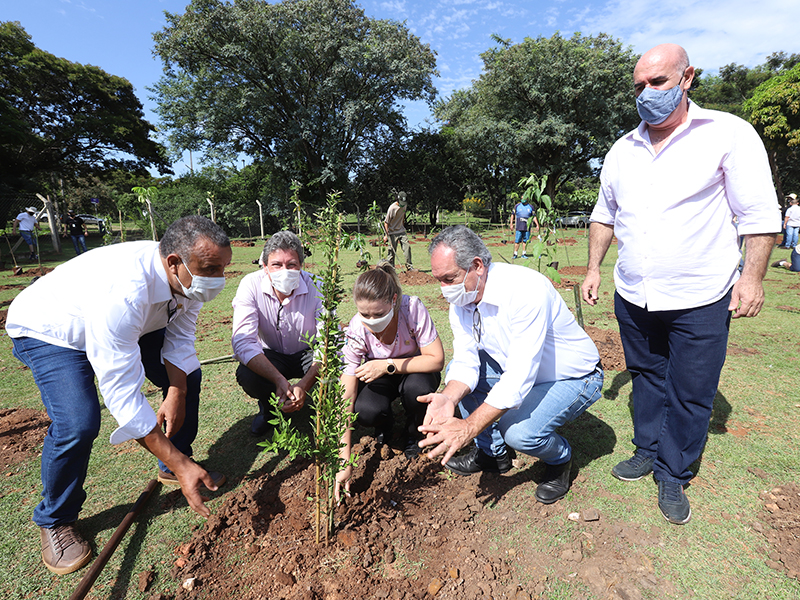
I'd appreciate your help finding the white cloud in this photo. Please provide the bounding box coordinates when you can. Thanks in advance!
[578,0,800,72]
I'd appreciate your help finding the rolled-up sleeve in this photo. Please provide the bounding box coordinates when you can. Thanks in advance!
[723,120,782,235]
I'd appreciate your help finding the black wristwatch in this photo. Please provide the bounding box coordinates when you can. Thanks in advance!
[386,358,396,374]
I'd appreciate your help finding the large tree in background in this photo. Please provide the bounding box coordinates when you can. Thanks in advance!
[691,52,800,117]
[151,0,438,199]
[435,32,640,219]
[744,62,800,198]
[0,21,171,195]
[353,128,464,226]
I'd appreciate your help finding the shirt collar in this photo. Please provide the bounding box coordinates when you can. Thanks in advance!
[153,247,175,304]
[476,263,500,307]
[631,100,712,145]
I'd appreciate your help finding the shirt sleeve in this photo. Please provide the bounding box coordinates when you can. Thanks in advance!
[231,277,266,365]
[723,119,782,236]
[591,160,618,226]
[483,284,552,411]
[408,296,439,348]
[161,300,202,376]
[83,291,157,445]
[342,316,367,376]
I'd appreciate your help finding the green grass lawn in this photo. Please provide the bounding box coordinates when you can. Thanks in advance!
[1,222,799,599]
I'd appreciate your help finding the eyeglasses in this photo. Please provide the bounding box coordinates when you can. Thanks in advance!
[472,308,482,344]
[166,297,179,324]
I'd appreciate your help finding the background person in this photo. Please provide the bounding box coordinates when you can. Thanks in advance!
[509,197,539,259]
[383,191,414,271]
[335,262,444,499]
[582,43,781,525]
[419,225,603,505]
[231,231,321,436]
[63,209,87,255]
[13,205,40,260]
[5,216,231,575]
[783,194,800,250]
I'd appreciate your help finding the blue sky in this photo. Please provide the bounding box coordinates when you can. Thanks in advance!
[6,0,800,173]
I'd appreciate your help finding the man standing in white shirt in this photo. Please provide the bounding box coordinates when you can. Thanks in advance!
[6,216,232,574]
[12,205,40,260]
[581,44,781,525]
[419,225,603,505]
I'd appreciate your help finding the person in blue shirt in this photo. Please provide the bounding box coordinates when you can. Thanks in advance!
[509,199,539,259]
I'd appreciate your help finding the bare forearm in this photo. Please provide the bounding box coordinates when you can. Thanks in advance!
[741,233,777,282]
[587,222,614,273]
[464,403,507,440]
[245,353,285,385]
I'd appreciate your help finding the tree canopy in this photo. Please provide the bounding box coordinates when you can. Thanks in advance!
[151,0,438,197]
[434,32,640,218]
[0,21,171,194]
[744,62,800,197]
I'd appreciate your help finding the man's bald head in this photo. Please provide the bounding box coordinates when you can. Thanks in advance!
[635,44,689,78]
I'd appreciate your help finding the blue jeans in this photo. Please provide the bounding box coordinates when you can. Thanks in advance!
[786,226,799,249]
[614,290,731,485]
[70,234,87,254]
[458,351,603,466]
[12,329,201,527]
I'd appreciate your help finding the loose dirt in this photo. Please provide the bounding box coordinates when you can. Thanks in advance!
[0,408,49,472]
[759,482,800,581]
[164,436,680,600]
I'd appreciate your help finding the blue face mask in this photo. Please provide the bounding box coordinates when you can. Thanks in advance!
[636,77,684,125]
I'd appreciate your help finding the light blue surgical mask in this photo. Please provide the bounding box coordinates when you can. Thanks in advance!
[636,77,684,125]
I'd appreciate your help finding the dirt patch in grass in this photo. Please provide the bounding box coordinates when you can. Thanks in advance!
[165,436,679,600]
[231,240,256,247]
[559,266,587,276]
[584,326,627,372]
[224,271,243,280]
[727,343,761,356]
[0,308,6,329]
[759,483,800,581]
[0,408,49,471]
[398,270,437,287]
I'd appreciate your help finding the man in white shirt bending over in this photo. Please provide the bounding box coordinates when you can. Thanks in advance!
[581,43,781,525]
[6,216,232,575]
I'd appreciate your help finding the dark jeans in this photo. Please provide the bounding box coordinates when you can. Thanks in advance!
[11,328,201,527]
[236,348,314,407]
[354,371,441,440]
[70,234,87,254]
[614,290,732,485]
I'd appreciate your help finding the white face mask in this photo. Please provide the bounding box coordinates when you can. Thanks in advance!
[179,260,226,303]
[269,268,301,296]
[441,265,479,307]
[359,300,396,333]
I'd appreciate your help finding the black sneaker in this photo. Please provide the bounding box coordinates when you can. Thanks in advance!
[445,446,513,475]
[612,451,655,481]
[657,480,691,525]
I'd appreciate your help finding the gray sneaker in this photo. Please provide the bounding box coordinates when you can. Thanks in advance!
[657,480,691,525]
[612,451,654,481]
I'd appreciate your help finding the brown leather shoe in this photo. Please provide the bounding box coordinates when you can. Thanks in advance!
[40,524,92,575]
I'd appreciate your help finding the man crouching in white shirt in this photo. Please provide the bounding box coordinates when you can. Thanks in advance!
[6,216,232,575]
[419,225,603,505]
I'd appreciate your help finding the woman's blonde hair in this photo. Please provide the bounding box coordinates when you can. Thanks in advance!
[353,261,402,306]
